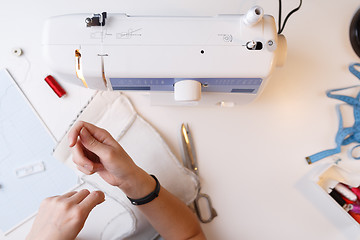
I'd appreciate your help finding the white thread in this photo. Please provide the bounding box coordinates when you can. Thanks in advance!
[9,47,31,86]
[334,183,357,201]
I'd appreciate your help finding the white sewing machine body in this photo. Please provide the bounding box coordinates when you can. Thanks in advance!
[43,7,286,106]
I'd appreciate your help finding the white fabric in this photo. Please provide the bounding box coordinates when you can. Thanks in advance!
[53,91,199,239]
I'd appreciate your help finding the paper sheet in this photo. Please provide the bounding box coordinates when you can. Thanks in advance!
[0,69,78,234]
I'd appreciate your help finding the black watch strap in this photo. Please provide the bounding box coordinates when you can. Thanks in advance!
[127,175,161,206]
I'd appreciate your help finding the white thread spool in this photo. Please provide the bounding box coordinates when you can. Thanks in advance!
[12,48,23,57]
[334,183,357,202]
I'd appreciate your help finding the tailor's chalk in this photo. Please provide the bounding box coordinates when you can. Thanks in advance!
[15,161,45,178]
[44,75,66,98]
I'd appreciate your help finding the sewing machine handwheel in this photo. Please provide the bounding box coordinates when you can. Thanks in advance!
[350,8,360,58]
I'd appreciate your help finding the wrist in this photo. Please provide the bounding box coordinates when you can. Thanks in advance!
[118,168,156,199]
[127,175,160,205]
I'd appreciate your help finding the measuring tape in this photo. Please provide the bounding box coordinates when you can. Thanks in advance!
[349,63,360,79]
[306,63,360,164]
[349,144,360,160]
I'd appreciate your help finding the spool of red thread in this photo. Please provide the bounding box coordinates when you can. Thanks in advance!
[349,211,360,224]
[44,75,66,98]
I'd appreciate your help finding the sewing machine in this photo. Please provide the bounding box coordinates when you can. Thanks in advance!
[42,6,286,106]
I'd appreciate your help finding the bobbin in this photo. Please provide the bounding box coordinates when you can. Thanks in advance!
[12,47,23,57]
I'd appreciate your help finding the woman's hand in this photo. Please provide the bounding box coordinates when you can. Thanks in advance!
[26,190,105,240]
[68,121,155,199]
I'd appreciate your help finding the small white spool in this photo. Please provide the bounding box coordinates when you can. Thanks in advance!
[12,48,23,57]
[334,183,357,202]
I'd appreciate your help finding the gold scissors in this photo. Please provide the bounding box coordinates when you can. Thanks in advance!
[181,123,217,223]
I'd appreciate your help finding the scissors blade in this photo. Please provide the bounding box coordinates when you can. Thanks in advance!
[181,123,199,175]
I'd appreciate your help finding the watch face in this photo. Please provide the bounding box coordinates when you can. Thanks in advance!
[350,8,360,58]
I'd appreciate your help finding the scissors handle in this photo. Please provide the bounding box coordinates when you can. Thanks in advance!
[193,192,218,223]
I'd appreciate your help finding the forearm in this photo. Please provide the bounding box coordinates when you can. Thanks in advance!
[120,168,205,240]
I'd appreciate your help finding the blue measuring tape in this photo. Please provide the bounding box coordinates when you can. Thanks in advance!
[306,63,360,164]
[349,63,360,79]
[348,144,360,160]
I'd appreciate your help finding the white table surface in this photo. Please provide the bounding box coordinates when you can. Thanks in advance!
[2,0,360,239]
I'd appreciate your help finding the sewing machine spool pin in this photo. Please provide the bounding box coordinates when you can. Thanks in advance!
[243,6,264,26]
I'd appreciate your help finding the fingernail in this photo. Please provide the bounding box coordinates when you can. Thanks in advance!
[68,135,75,148]
[80,127,89,138]
[96,191,106,203]
[80,128,93,145]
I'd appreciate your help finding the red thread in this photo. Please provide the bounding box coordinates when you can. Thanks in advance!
[349,211,360,224]
[44,75,66,98]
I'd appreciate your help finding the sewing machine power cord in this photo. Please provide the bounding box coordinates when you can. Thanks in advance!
[277,0,303,34]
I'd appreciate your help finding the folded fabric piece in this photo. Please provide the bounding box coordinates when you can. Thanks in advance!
[54,91,199,239]
[74,182,136,240]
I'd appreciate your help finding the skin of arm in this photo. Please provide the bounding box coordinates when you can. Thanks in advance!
[68,121,206,240]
